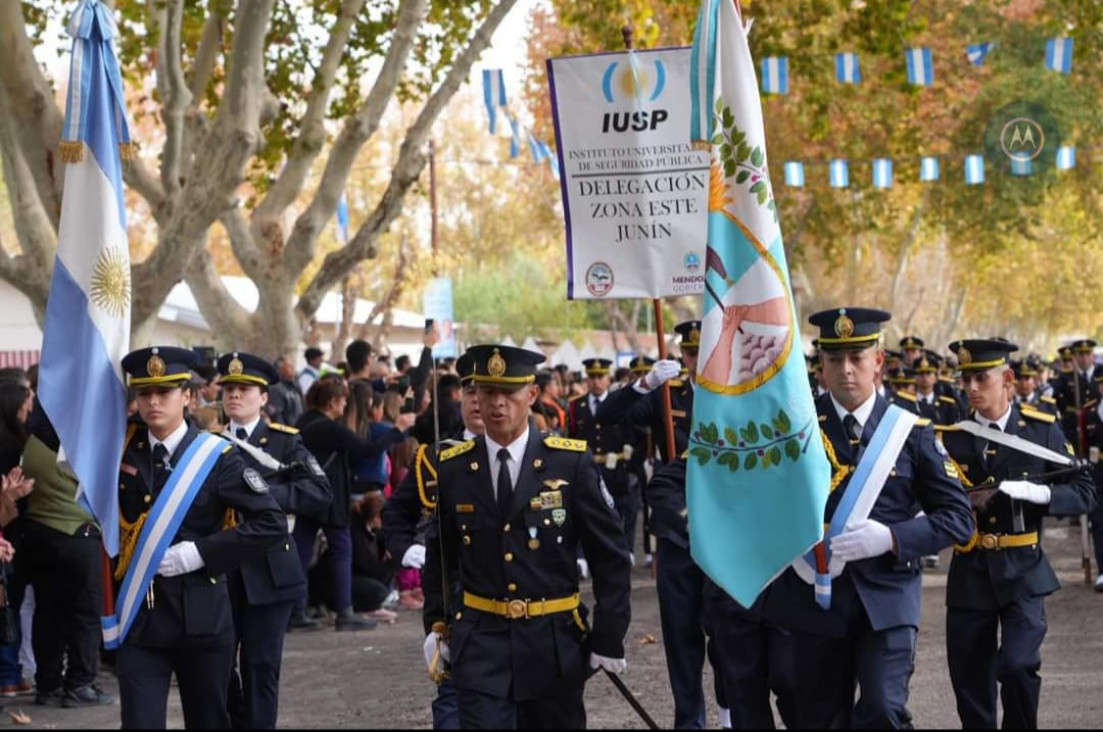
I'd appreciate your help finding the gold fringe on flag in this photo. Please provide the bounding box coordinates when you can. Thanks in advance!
[58,140,84,163]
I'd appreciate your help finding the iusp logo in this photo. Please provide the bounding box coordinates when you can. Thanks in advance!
[585,262,614,297]
[983,101,1061,179]
[601,58,670,134]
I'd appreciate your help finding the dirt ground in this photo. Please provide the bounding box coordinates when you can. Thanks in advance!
[20,519,1103,729]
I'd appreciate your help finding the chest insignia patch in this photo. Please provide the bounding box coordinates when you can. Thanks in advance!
[552,508,567,526]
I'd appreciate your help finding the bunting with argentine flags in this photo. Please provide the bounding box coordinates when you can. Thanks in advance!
[688,0,830,608]
[39,0,134,561]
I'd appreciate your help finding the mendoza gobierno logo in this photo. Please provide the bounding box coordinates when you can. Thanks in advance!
[983,101,1062,179]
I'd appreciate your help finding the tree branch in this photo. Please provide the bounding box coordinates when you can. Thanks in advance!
[281,0,430,275]
[157,0,192,198]
[123,158,168,223]
[180,10,224,184]
[220,207,264,278]
[184,247,253,339]
[0,88,55,274]
[253,0,368,225]
[296,0,519,319]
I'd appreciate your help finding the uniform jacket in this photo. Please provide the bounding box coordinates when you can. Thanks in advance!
[596,378,695,462]
[231,421,332,606]
[567,393,633,494]
[645,455,692,548]
[941,404,1096,611]
[765,393,974,638]
[424,424,632,701]
[118,424,286,649]
[1053,369,1100,449]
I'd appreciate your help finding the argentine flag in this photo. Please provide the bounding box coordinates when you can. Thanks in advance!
[689,0,830,607]
[1057,146,1076,171]
[784,162,805,188]
[873,158,893,189]
[919,156,940,182]
[336,192,349,244]
[529,134,547,163]
[835,53,861,84]
[1046,38,1073,74]
[965,155,985,185]
[1010,157,1033,177]
[829,159,849,188]
[481,69,507,134]
[906,47,934,86]
[39,0,134,558]
[967,43,994,66]
[760,56,789,94]
[508,117,522,159]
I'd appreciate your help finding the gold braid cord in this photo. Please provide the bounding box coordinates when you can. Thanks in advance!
[949,456,980,553]
[416,445,440,510]
[820,431,852,493]
[115,513,148,581]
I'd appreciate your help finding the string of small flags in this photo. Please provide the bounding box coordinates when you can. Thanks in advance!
[782,145,1082,189]
[481,69,560,180]
[760,37,1074,94]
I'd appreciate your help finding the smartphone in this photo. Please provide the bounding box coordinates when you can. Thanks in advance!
[425,318,435,334]
[401,396,417,414]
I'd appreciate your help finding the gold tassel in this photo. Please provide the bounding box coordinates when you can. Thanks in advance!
[222,507,239,531]
[58,140,84,163]
[118,142,139,161]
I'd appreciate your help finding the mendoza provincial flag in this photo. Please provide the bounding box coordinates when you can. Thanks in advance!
[760,56,789,94]
[39,0,134,558]
[919,156,940,181]
[835,53,861,83]
[1046,37,1073,74]
[967,42,994,66]
[481,69,507,134]
[784,162,805,188]
[1057,146,1076,171]
[873,158,893,189]
[906,47,934,86]
[689,0,830,608]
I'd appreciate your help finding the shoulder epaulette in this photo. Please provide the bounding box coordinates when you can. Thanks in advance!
[818,414,827,422]
[680,449,690,460]
[440,440,476,461]
[268,423,299,435]
[221,444,234,454]
[1040,395,1056,405]
[913,417,932,427]
[544,435,588,452]
[894,391,917,403]
[1021,407,1056,424]
[939,396,957,405]
[669,378,685,388]
[934,423,961,431]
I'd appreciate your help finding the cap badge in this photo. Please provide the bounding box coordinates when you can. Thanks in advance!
[488,349,507,378]
[228,357,245,376]
[688,327,701,343]
[958,344,972,366]
[147,354,166,378]
[834,312,855,339]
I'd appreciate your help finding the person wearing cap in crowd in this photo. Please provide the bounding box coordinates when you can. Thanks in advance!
[914,351,961,426]
[887,367,919,413]
[939,339,1095,728]
[1057,345,1075,374]
[297,347,326,397]
[1053,339,1099,455]
[113,347,287,729]
[898,336,924,367]
[567,357,636,565]
[217,352,332,729]
[764,308,973,729]
[422,345,631,729]
[1011,360,1055,416]
[383,352,484,731]
[623,355,657,568]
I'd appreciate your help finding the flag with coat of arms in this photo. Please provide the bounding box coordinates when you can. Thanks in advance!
[688,0,831,608]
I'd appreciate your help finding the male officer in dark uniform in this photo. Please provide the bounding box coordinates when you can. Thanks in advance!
[764,308,974,729]
[899,335,924,367]
[939,339,1096,729]
[567,357,636,556]
[1012,360,1056,415]
[114,347,287,729]
[913,351,961,425]
[217,352,332,729]
[423,345,632,729]
[1053,338,1099,452]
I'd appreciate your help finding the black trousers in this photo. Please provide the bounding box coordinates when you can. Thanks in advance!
[118,642,234,729]
[24,519,103,692]
[457,685,586,729]
[227,594,295,730]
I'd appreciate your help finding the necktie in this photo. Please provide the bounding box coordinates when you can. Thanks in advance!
[236,427,249,441]
[843,414,861,446]
[496,448,513,517]
[152,443,170,491]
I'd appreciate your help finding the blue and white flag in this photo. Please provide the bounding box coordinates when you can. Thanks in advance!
[508,117,522,159]
[966,42,994,66]
[481,68,507,134]
[1057,146,1076,171]
[829,159,849,188]
[965,155,985,185]
[39,0,133,559]
[529,134,547,163]
[919,156,940,182]
[689,0,830,608]
[835,53,861,84]
[784,162,805,188]
[760,56,789,94]
[1046,37,1073,74]
[336,192,349,244]
[906,47,934,86]
[873,158,893,189]
[1010,157,1033,177]
[548,154,561,182]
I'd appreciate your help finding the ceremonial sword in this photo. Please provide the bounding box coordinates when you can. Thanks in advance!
[953,421,1089,469]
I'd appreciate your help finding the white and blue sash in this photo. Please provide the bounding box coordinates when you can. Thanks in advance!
[793,405,917,608]
[102,432,225,649]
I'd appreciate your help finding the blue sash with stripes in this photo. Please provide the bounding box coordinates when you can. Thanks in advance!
[102,432,225,649]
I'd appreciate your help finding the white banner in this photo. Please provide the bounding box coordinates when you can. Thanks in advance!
[547,47,708,300]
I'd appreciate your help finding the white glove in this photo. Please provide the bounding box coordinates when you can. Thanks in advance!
[577,558,590,580]
[999,480,1052,505]
[829,520,894,562]
[157,541,204,577]
[401,544,426,569]
[423,632,451,672]
[589,652,627,674]
[642,359,681,391]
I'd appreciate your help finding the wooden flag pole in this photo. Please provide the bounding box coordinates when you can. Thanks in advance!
[622,23,678,464]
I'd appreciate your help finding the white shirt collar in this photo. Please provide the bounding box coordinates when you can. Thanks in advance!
[463,429,478,441]
[150,420,189,459]
[830,390,878,432]
[485,426,529,490]
[975,404,1012,432]
[589,390,607,409]
[919,391,935,405]
[229,416,262,439]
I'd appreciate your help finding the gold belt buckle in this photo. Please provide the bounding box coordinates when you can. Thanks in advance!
[980,534,998,550]
[506,599,527,619]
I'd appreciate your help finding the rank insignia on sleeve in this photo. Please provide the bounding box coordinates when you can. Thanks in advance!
[943,461,959,479]
[243,468,269,494]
